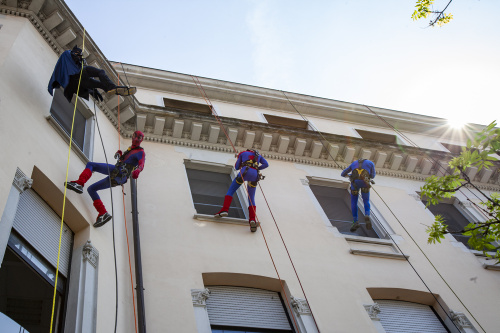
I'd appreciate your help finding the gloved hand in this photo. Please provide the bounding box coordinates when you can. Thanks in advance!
[114,150,123,159]
[132,170,140,179]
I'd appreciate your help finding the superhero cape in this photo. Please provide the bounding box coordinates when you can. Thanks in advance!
[47,50,81,96]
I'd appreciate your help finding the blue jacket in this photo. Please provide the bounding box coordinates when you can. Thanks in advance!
[341,159,376,179]
[48,50,81,96]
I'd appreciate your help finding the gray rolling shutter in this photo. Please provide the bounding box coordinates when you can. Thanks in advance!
[206,286,292,330]
[376,300,448,333]
[12,189,73,277]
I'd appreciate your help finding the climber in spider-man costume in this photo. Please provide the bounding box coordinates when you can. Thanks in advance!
[65,131,146,227]
[214,149,269,232]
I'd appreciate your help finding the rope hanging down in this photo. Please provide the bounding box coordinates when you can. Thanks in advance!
[50,29,86,333]
[191,77,320,332]
[117,73,139,333]
[283,92,483,332]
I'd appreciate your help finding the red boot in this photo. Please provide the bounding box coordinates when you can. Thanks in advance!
[93,199,112,228]
[249,206,257,232]
[76,168,92,186]
[215,195,233,217]
[65,168,92,194]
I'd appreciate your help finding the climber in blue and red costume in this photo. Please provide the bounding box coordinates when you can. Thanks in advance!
[65,131,146,227]
[214,149,269,232]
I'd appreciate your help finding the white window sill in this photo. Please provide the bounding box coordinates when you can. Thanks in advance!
[349,249,409,260]
[194,213,247,226]
[344,235,408,260]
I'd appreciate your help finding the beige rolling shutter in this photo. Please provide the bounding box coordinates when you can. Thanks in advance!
[206,286,292,330]
[12,189,73,277]
[376,300,448,333]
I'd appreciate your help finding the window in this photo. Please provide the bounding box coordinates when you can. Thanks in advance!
[263,114,308,130]
[355,129,400,145]
[376,300,448,333]
[163,97,212,114]
[0,188,74,333]
[310,184,379,238]
[423,201,472,248]
[49,88,94,159]
[186,168,246,219]
[206,286,294,332]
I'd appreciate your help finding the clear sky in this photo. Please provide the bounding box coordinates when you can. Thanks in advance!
[65,0,499,127]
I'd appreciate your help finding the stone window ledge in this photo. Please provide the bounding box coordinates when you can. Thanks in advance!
[344,235,394,245]
[349,249,409,260]
[194,213,247,226]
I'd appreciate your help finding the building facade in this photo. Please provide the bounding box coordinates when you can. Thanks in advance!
[0,1,498,332]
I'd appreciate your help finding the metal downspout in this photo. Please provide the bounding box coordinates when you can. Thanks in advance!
[130,178,147,333]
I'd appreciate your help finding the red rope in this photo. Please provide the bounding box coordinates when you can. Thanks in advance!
[117,74,139,333]
[190,76,321,332]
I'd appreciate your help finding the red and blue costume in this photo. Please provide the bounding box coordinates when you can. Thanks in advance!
[66,131,146,227]
[215,149,269,232]
[341,159,376,231]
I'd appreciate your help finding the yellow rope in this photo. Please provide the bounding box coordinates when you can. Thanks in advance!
[49,29,86,333]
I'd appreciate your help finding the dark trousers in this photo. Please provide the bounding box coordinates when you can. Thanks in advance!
[64,66,116,102]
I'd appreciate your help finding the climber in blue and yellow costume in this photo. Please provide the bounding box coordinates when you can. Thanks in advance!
[215,149,269,232]
[341,158,376,232]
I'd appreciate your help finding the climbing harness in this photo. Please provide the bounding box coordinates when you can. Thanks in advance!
[109,146,144,186]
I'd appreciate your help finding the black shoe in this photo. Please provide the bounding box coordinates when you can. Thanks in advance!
[249,220,258,232]
[365,215,372,230]
[65,181,83,194]
[350,221,360,232]
[214,211,228,218]
[94,212,112,228]
[107,86,137,96]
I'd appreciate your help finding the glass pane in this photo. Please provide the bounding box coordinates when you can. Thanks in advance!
[0,311,30,332]
[186,169,245,218]
[424,202,471,248]
[310,185,379,238]
[8,232,65,292]
[50,89,86,150]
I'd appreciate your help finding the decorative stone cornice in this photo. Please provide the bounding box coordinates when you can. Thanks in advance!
[191,288,210,307]
[291,296,312,316]
[450,310,477,332]
[364,303,381,320]
[82,240,99,268]
[0,5,61,53]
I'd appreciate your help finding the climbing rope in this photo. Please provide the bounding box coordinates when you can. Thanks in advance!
[50,29,86,333]
[191,76,318,332]
[117,73,140,333]
[283,93,483,332]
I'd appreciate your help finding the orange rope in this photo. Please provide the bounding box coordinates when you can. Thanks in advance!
[117,73,139,333]
[190,76,316,332]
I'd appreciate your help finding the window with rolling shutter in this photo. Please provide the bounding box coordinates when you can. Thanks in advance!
[376,300,449,333]
[206,286,294,332]
[12,189,73,277]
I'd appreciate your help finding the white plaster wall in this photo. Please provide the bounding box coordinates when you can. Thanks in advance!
[0,16,137,333]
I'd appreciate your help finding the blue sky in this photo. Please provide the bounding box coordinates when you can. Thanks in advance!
[66,0,500,127]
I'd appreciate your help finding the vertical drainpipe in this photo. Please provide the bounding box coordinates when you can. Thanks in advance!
[130,178,147,333]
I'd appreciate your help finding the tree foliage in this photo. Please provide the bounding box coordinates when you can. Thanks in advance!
[421,121,500,261]
[412,0,454,27]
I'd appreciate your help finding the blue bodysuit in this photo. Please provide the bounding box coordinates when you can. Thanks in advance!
[341,159,376,222]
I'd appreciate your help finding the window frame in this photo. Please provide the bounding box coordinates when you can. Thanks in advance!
[47,88,95,162]
[184,159,248,222]
[306,176,392,239]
